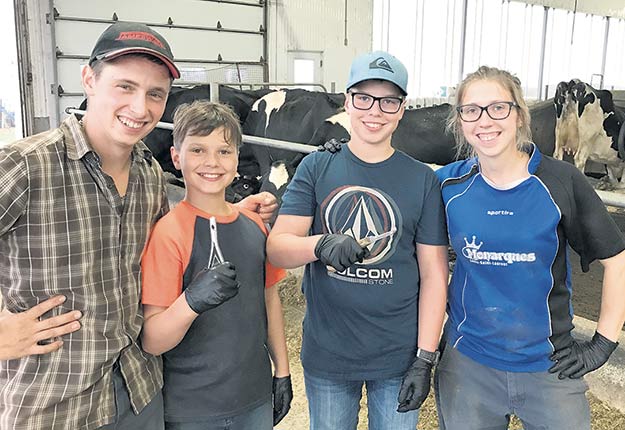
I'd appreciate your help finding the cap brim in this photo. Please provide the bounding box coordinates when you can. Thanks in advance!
[347,78,407,96]
[97,47,181,79]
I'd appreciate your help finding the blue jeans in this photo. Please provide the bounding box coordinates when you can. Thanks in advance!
[434,344,590,430]
[164,401,272,430]
[304,370,419,430]
[97,366,164,430]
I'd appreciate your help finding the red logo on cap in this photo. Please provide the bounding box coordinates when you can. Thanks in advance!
[116,31,165,49]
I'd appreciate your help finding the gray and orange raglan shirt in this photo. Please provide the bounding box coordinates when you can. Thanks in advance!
[142,201,285,422]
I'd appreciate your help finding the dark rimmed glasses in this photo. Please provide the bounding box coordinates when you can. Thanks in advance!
[456,101,518,122]
[350,92,405,114]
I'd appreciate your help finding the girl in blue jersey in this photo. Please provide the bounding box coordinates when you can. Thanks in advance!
[434,66,625,429]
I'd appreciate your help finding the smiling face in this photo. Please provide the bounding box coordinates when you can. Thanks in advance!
[459,79,521,161]
[171,126,239,208]
[345,80,405,148]
[81,55,171,153]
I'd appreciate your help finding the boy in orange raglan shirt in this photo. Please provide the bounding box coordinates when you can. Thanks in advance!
[140,100,292,430]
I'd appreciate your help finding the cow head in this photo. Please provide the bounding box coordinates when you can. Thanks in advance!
[226,175,261,203]
[554,81,569,118]
[308,112,351,147]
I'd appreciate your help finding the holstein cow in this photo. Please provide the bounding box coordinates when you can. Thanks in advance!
[242,89,347,199]
[310,104,457,164]
[78,84,269,202]
[310,100,556,162]
[554,79,625,189]
[248,90,558,202]
[143,85,270,179]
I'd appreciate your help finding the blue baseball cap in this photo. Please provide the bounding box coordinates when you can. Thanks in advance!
[346,51,408,96]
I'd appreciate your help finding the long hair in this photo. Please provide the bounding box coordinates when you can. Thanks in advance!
[447,66,533,159]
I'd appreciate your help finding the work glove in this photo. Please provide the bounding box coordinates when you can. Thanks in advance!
[397,356,433,412]
[272,375,293,425]
[184,262,240,314]
[314,234,370,272]
[549,331,618,379]
[317,137,347,153]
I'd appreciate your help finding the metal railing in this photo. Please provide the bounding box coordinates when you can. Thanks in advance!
[64,107,625,208]
[65,107,316,154]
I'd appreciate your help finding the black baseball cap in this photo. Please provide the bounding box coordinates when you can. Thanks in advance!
[89,22,180,79]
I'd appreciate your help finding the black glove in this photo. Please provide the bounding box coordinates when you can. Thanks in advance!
[397,356,433,412]
[317,137,347,153]
[272,375,293,425]
[314,234,370,272]
[184,262,240,314]
[549,331,618,379]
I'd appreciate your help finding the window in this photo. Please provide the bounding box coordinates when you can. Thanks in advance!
[374,0,625,100]
[0,0,21,143]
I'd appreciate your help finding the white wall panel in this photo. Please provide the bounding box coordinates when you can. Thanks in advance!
[267,0,372,92]
[45,0,266,126]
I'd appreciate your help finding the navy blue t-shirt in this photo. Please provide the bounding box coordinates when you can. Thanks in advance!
[280,146,448,380]
[436,145,625,372]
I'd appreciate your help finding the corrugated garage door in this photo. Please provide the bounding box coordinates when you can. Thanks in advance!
[51,0,266,120]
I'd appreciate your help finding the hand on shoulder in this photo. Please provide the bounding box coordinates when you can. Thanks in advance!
[235,192,279,223]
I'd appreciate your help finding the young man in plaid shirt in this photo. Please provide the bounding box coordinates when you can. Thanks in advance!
[0,22,276,430]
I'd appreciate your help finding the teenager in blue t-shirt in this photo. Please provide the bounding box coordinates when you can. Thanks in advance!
[434,66,625,430]
[267,51,449,430]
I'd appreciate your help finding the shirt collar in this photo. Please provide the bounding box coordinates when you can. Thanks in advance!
[62,114,154,165]
[527,142,542,174]
[469,142,541,175]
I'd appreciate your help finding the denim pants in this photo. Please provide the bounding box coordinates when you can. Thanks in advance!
[434,344,591,430]
[97,366,165,430]
[165,401,272,430]
[304,369,419,430]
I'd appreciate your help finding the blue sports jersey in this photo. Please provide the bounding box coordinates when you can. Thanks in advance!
[436,145,625,372]
[280,146,448,380]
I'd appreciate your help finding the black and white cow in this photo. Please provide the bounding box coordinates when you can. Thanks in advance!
[554,80,625,188]
[143,85,270,179]
[244,89,561,200]
[307,104,457,165]
[242,89,347,179]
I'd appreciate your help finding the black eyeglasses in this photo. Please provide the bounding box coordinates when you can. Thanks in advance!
[456,101,518,122]
[350,92,405,114]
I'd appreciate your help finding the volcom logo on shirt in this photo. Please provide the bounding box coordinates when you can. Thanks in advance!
[462,235,536,266]
[321,185,399,284]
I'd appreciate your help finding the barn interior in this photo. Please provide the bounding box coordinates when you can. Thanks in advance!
[3,1,625,429]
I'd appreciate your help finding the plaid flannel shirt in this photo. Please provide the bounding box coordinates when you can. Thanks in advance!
[0,115,168,429]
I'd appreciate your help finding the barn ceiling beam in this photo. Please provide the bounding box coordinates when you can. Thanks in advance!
[194,0,263,8]
[510,0,625,19]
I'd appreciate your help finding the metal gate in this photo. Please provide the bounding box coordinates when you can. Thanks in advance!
[49,0,267,124]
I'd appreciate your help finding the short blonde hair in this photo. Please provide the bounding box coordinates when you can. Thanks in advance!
[172,100,242,150]
[447,66,532,159]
